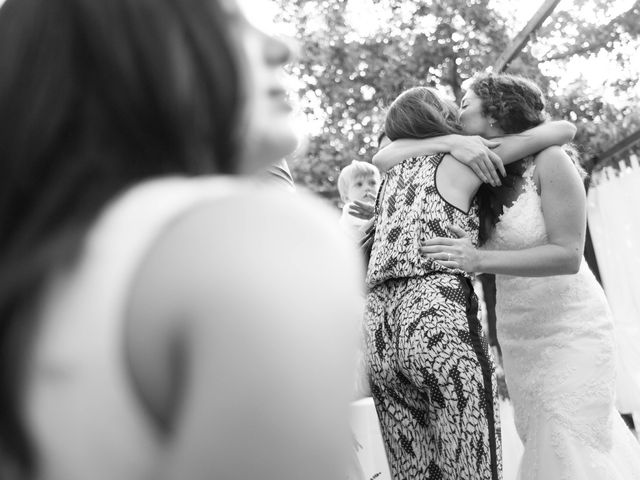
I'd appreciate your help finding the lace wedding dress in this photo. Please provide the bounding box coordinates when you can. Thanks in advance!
[484,160,640,480]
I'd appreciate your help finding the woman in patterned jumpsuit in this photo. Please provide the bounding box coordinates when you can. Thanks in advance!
[364,86,576,480]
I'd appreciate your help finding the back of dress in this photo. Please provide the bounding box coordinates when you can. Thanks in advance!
[23,177,239,480]
[366,153,479,287]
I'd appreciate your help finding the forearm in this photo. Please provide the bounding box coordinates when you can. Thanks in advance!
[493,120,576,165]
[372,135,457,171]
[476,243,582,276]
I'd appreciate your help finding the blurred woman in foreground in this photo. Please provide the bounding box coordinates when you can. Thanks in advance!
[0,0,362,478]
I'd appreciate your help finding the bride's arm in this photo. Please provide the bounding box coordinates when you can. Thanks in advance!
[373,120,576,183]
[420,146,585,276]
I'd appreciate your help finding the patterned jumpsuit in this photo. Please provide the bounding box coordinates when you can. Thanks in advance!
[365,154,502,480]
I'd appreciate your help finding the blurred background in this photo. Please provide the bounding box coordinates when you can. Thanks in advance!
[238,0,639,204]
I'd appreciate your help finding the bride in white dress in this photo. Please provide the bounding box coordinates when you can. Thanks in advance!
[420,73,640,479]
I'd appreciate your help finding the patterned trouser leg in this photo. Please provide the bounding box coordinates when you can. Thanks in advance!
[364,275,502,480]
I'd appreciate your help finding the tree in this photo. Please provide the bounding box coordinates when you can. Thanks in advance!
[276,0,512,202]
[504,0,640,170]
[275,0,640,200]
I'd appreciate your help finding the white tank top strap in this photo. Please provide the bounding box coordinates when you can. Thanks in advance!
[25,176,241,480]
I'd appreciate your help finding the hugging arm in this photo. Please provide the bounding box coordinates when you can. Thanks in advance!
[491,121,576,165]
[372,135,503,183]
[372,120,576,185]
[420,146,585,276]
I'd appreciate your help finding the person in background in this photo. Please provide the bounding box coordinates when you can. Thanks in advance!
[0,0,363,479]
[337,160,381,239]
[420,73,640,480]
[365,85,576,480]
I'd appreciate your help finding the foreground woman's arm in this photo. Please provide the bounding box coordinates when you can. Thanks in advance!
[128,190,363,480]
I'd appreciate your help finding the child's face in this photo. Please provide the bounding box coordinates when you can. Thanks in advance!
[347,175,379,203]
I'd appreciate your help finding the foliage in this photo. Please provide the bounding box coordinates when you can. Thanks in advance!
[274,0,640,200]
[514,0,640,172]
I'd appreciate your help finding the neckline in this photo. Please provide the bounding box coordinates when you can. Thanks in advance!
[497,185,539,223]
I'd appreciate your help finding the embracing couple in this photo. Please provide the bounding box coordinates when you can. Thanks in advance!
[363,73,640,480]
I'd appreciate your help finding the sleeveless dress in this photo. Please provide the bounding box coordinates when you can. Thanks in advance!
[484,159,640,480]
[23,177,243,480]
[364,154,502,480]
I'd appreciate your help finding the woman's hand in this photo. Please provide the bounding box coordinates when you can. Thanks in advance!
[449,136,505,186]
[419,224,481,273]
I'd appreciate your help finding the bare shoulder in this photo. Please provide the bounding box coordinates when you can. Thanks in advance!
[532,145,585,201]
[443,152,473,170]
[131,186,363,321]
[126,186,364,427]
[440,153,481,185]
[533,146,581,182]
[127,187,363,473]
[534,145,572,170]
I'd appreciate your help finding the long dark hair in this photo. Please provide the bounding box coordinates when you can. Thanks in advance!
[469,74,547,243]
[385,87,463,141]
[0,0,242,473]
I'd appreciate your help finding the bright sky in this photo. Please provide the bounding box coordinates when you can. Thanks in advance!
[0,0,634,109]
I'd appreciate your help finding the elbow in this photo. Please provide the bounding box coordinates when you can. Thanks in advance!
[566,259,581,275]
[560,249,582,275]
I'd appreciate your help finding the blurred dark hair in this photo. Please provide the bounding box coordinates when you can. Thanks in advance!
[0,0,242,472]
[468,74,547,243]
[385,87,463,141]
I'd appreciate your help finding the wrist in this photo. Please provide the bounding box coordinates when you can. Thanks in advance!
[443,134,460,152]
[473,249,487,274]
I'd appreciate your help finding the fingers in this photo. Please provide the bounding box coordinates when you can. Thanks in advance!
[419,247,455,258]
[472,153,502,186]
[448,224,468,238]
[352,199,374,209]
[471,164,490,184]
[350,200,375,215]
[488,149,506,178]
[433,260,459,268]
[348,201,375,220]
[466,153,498,186]
[348,210,369,220]
[417,247,459,268]
[476,159,496,186]
[421,237,455,247]
[485,159,502,186]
